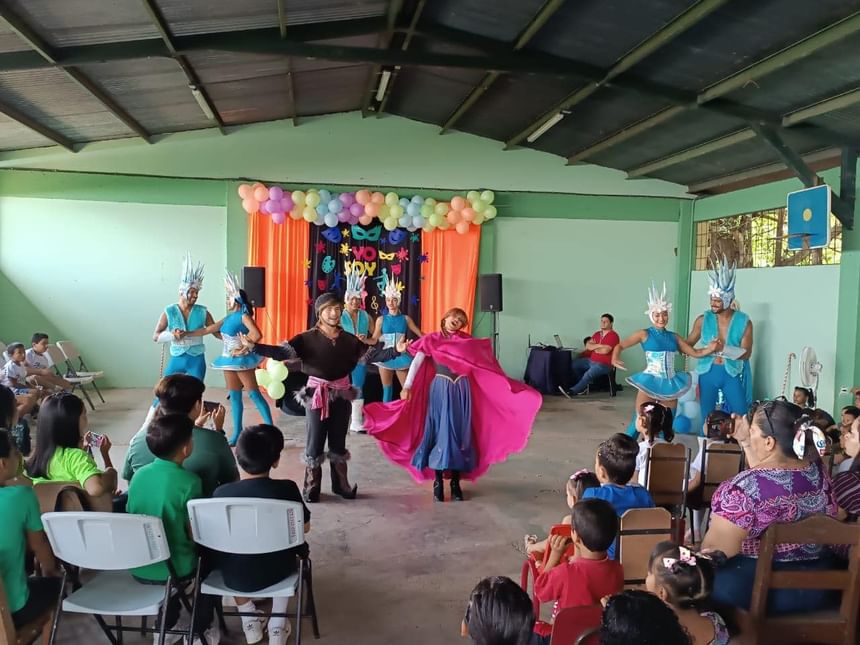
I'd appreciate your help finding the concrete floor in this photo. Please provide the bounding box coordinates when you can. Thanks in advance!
[54,386,669,645]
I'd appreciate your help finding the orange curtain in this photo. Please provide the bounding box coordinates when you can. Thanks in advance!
[420,226,481,334]
[247,214,309,343]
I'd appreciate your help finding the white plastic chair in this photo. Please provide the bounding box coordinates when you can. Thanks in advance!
[0,340,7,362]
[187,498,320,643]
[56,340,105,403]
[41,512,197,645]
[45,344,95,410]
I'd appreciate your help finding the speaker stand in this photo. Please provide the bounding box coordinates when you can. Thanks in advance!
[491,311,499,359]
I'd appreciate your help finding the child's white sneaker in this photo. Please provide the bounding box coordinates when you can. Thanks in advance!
[241,612,269,644]
[267,621,292,645]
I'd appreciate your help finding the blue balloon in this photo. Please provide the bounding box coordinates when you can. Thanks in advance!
[411,195,424,205]
[318,189,332,203]
[323,213,338,228]
[316,204,328,217]
[406,202,421,217]
[328,199,343,214]
[398,215,411,228]
[399,197,411,209]
[672,414,692,435]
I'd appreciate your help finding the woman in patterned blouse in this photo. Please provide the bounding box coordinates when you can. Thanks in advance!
[833,416,860,519]
[702,399,837,614]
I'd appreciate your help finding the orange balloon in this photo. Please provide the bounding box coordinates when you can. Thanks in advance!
[456,221,470,235]
[289,208,303,220]
[365,202,381,217]
[253,186,269,202]
[355,189,371,205]
[242,198,259,214]
[451,196,466,211]
[358,214,373,226]
[237,184,252,199]
[446,210,462,224]
[461,207,476,222]
[371,192,385,204]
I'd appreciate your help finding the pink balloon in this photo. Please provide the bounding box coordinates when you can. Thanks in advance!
[242,198,259,214]
[359,214,373,226]
[347,214,360,225]
[356,189,371,205]
[456,221,470,235]
[451,196,466,211]
[337,211,349,223]
[461,207,476,222]
[265,199,281,214]
[237,184,252,199]
[268,186,284,201]
[446,210,462,224]
[349,202,364,217]
[253,186,269,202]
[340,192,356,207]
[272,212,286,224]
[281,196,294,212]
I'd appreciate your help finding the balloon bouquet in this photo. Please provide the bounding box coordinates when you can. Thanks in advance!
[237,183,498,235]
[673,371,701,435]
[255,359,289,400]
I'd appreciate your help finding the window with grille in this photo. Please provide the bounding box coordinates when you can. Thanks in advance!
[694,208,842,270]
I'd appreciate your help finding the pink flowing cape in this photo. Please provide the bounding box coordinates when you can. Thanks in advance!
[364,332,542,482]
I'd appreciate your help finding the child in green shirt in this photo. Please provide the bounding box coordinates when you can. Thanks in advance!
[127,413,218,644]
[0,422,62,630]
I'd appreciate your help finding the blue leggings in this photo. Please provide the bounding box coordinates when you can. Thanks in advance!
[699,363,747,419]
[228,389,273,445]
[351,364,367,397]
[152,353,207,406]
[712,555,840,614]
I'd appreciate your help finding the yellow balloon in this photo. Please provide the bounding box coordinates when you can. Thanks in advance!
[484,205,497,219]
[434,202,448,216]
[480,190,495,204]
[255,369,271,386]
[472,212,485,225]
[383,217,398,231]
[385,192,399,206]
[471,199,486,213]
[266,381,286,400]
[305,192,321,208]
[389,204,404,218]
[303,206,316,221]
[425,197,437,208]
[292,190,306,206]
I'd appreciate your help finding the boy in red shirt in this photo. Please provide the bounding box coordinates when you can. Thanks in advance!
[532,498,623,642]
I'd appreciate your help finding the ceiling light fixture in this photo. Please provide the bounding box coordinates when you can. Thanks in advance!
[375,69,392,102]
[189,85,215,120]
[526,112,565,143]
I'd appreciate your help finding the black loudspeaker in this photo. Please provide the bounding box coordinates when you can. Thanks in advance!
[479,273,503,312]
[242,266,266,308]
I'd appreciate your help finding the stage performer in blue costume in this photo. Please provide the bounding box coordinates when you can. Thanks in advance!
[686,255,754,419]
[371,273,422,402]
[185,271,272,445]
[612,282,719,436]
[341,266,375,433]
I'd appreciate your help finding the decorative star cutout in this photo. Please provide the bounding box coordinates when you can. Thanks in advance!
[315,241,326,253]
[303,258,311,269]
[396,248,409,261]
[339,242,350,256]
[306,298,313,305]
[410,233,420,243]
[419,253,429,264]
[304,279,312,287]
[341,228,350,238]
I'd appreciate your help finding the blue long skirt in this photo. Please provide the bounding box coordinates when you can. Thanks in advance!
[411,375,476,473]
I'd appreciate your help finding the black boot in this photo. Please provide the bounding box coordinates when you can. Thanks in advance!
[433,470,444,502]
[450,471,464,501]
[330,460,358,499]
[303,466,322,503]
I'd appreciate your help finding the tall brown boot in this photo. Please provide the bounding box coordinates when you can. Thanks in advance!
[303,466,322,503]
[330,460,358,499]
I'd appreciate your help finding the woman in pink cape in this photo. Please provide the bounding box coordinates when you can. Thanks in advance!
[364,308,542,501]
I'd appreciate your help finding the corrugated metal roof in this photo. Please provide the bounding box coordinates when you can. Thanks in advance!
[386,67,488,125]
[0,114,55,150]
[292,65,367,117]
[424,0,551,44]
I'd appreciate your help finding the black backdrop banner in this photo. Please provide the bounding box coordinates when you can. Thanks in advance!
[306,223,422,327]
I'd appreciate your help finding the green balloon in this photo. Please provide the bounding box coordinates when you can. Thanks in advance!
[485,205,497,219]
[266,381,286,400]
[471,199,486,213]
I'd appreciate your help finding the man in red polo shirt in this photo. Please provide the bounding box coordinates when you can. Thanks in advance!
[561,314,620,397]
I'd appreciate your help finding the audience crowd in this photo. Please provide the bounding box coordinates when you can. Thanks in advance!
[2,329,860,644]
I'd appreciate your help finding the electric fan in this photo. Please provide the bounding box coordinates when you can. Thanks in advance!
[798,346,823,399]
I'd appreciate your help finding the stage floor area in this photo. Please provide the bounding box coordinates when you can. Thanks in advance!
[53,386,656,644]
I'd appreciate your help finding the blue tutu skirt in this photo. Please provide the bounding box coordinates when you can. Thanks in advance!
[211,352,262,371]
[626,371,691,400]
[411,374,475,473]
[378,353,412,370]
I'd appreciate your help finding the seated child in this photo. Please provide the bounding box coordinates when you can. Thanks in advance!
[632,401,674,486]
[532,498,624,644]
[1,385,30,466]
[2,343,43,418]
[0,428,63,630]
[582,433,655,559]
[24,334,72,392]
[646,542,729,645]
[600,590,693,645]
[127,414,217,644]
[212,424,310,645]
[460,576,535,645]
[525,469,599,561]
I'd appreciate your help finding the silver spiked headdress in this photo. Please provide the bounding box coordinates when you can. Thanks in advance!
[224,270,242,305]
[645,281,672,323]
[708,254,736,308]
[178,252,204,297]
[380,270,403,302]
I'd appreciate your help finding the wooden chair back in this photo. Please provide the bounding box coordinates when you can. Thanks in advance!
[0,577,52,645]
[645,442,689,510]
[739,515,860,644]
[617,507,672,588]
[32,482,88,514]
[550,604,602,645]
[701,441,744,505]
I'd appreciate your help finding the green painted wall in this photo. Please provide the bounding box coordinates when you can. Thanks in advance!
[0,113,689,198]
[493,218,680,377]
[0,197,226,388]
